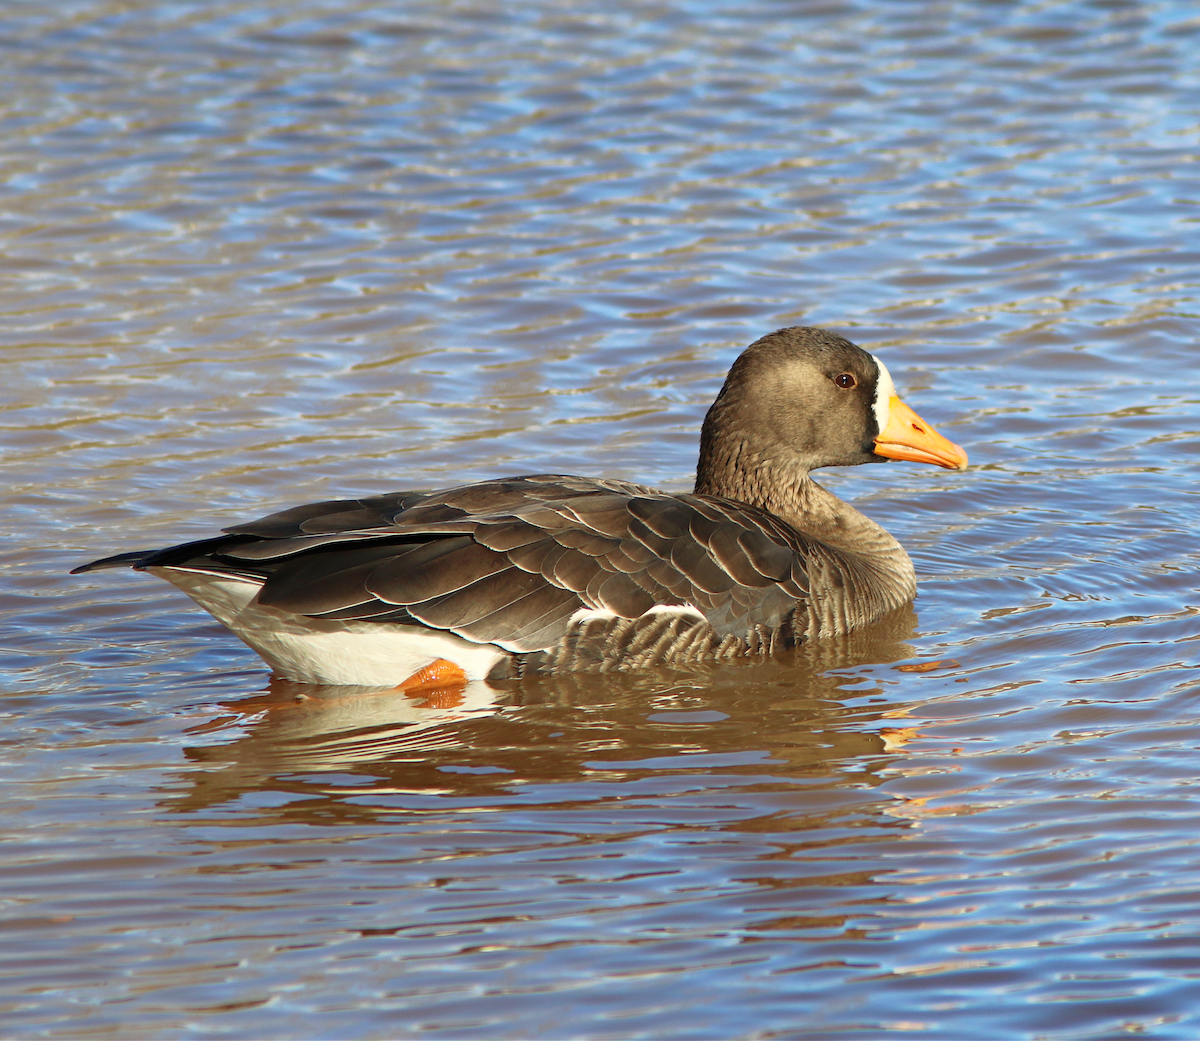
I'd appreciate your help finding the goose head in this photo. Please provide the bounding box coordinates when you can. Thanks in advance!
[695,326,967,500]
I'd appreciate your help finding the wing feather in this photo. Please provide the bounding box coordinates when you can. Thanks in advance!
[551,546,601,593]
[366,538,509,604]
[255,541,430,614]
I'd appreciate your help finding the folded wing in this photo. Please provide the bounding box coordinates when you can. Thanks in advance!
[88,475,812,653]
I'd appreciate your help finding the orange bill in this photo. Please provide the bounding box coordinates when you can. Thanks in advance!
[874,397,968,470]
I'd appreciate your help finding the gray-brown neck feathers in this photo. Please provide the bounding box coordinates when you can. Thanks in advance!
[696,455,915,635]
[694,405,915,637]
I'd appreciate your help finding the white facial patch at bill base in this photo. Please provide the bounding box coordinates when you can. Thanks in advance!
[871,355,896,435]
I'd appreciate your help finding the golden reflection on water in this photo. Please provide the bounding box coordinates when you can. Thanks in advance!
[169,607,921,816]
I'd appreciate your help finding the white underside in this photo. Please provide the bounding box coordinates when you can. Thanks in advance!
[152,568,713,687]
[151,567,508,686]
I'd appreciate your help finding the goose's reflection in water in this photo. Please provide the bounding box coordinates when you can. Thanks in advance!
[170,605,928,817]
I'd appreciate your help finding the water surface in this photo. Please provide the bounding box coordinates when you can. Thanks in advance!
[5,1,1200,1037]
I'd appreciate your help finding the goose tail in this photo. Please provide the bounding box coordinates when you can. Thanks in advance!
[70,536,244,575]
[70,549,158,574]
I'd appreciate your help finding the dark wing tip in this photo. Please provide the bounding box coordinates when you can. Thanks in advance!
[70,549,156,574]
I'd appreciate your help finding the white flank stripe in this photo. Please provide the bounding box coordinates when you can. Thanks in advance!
[570,603,706,625]
[645,603,707,623]
[568,607,617,625]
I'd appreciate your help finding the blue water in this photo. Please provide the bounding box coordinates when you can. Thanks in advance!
[5,1,1200,1037]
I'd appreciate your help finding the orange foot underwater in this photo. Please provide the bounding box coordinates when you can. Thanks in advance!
[399,658,469,709]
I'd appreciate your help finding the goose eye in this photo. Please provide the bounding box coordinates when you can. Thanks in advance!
[834,372,857,389]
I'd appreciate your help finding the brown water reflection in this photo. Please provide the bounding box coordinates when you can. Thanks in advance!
[171,607,919,815]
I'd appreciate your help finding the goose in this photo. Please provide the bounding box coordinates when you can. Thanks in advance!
[73,326,967,687]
